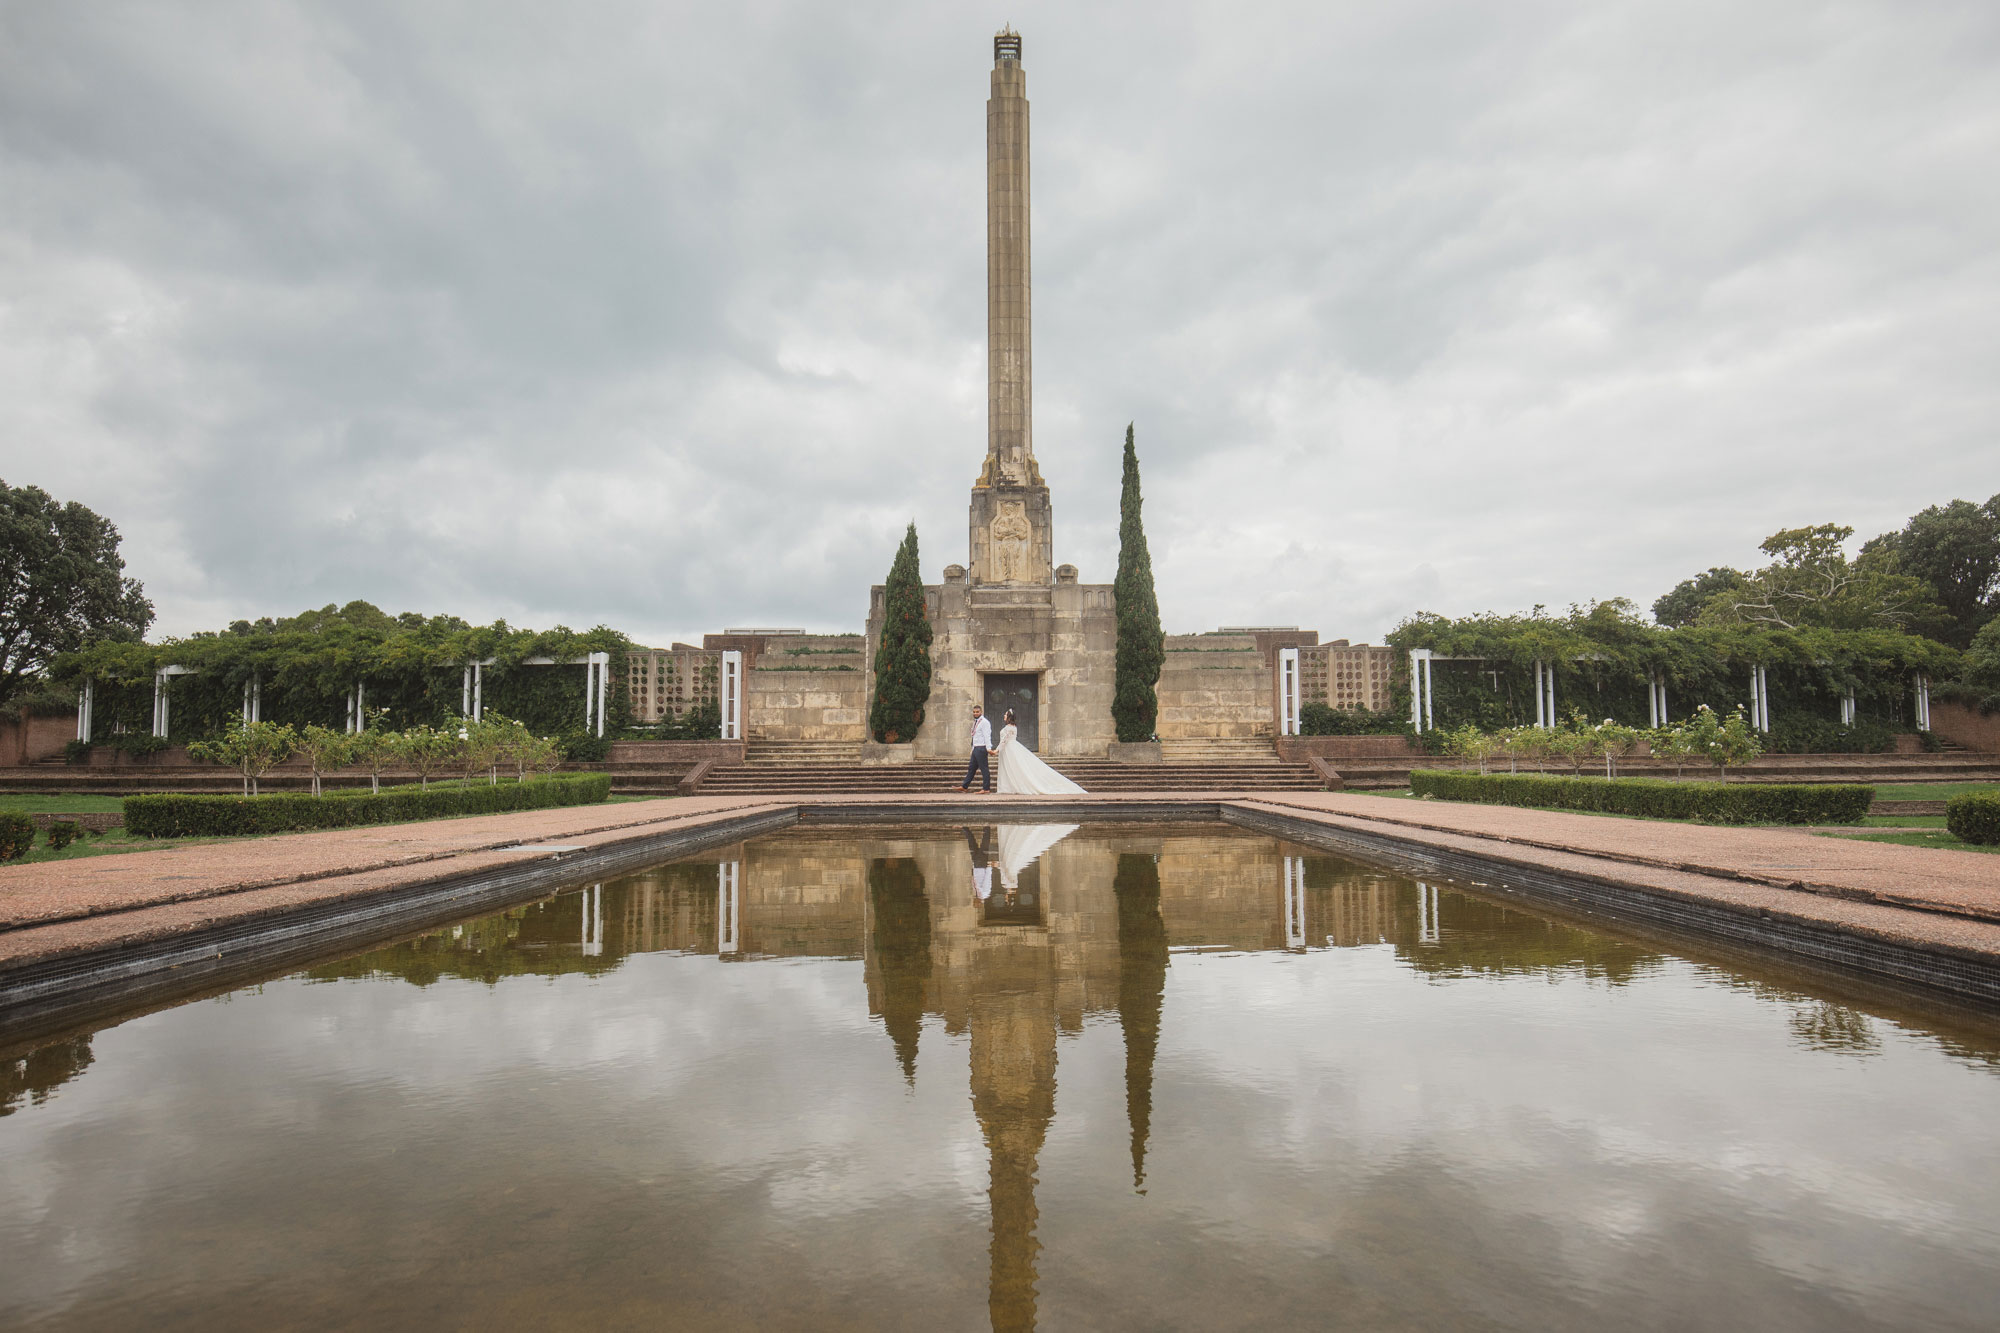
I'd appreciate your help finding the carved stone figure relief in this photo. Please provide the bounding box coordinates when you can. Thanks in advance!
[990,501,1033,582]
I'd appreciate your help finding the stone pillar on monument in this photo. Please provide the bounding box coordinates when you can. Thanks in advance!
[970,27,1053,587]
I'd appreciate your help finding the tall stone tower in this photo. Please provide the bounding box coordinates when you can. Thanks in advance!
[970,27,1052,587]
[868,27,1117,759]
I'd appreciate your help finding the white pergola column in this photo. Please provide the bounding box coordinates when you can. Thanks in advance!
[462,666,472,716]
[1533,660,1556,728]
[1747,664,1772,732]
[717,861,741,955]
[1647,674,1669,728]
[1915,674,1931,730]
[1840,690,1856,726]
[720,650,743,742]
[581,883,604,958]
[241,673,262,724]
[1407,648,1434,733]
[473,663,483,722]
[1278,647,1301,737]
[152,671,168,738]
[76,679,94,742]
[1408,650,1423,730]
[1283,855,1306,949]
[591,651,611,737]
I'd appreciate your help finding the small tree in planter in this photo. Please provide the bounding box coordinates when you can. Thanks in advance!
[394,723,462,790]
[1444,724,1501,774]
[1678,704,1764,781]
[295,724,357,797]
[456,713,519,786]
[528,734,564,777]
[348,715,399,794]
[189,718,299,796]
[1546,716,1596,776]
[1593,719,1642,778]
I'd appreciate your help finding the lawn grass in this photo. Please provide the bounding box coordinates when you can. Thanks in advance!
[1820,829,2000,854]
[0,793,127,813]
[1860,814,1947,827]
[1869,782,2000,802]
[10,828,240,865]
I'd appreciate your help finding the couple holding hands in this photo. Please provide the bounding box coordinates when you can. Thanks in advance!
[959,702,1086,796]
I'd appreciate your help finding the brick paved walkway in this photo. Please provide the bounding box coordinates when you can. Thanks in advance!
[2,792,1996,993]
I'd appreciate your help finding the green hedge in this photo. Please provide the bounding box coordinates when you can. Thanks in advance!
[1409,769,1873,825]
[1946,792,2000,846]
[125,773,612,839]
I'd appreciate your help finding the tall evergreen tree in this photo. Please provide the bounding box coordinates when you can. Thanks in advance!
[869,523,933,743]
[1112,425,1165,742]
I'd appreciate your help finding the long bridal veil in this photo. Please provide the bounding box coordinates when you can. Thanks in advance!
[994,725,1087,795]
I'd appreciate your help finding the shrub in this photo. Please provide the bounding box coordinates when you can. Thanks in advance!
[45,820,80,850]
[124,772,611,839]
[1766,712,1897,755]
[1301,703,1409,736]
[112,733,168,757]
[0,812,34,860]
[63,739,93,765]
[1409,769,1873,825]
[558,730,611,762]
[1945,792,2000,846]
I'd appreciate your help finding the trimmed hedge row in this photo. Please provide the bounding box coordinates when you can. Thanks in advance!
[1945,792,2000,846]
[125,773,613,839]
[1408,769,1873,825]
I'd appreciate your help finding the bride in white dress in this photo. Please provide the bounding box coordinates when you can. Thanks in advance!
[993,710,1087,795]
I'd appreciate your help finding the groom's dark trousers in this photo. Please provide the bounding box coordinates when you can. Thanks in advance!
[962,746,991,792]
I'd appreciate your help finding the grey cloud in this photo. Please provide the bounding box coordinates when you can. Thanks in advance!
[2,0,1996,643]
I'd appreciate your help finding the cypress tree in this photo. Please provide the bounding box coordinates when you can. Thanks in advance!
[1112,424,1165,742]
[869,523,934,743]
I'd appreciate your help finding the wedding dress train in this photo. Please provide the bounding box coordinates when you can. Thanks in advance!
[993,724,1087,795]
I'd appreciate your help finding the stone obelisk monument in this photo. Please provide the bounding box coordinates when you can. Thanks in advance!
[969,28,1052,587]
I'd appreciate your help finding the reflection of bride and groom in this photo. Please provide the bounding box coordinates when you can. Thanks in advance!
[958,703,1086,796]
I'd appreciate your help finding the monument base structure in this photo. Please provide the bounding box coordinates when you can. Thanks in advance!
[865,563,1118,760]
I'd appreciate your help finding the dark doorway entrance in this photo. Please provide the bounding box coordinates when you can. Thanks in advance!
[983,673,1040,752]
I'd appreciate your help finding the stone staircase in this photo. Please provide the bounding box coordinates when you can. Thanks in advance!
[691,754,1331,796]
[743,740,865,766]
[1158,738,1295,764]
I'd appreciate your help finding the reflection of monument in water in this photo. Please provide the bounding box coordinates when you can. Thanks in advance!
[297,827,1650,1331]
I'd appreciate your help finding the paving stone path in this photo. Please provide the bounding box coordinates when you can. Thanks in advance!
[2,792,1996,994]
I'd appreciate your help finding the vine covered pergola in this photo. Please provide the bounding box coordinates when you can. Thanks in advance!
[1389,603,1958,741]
[53,603,636,745]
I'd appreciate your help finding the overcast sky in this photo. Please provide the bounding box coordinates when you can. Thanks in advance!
[3,1,1995,646]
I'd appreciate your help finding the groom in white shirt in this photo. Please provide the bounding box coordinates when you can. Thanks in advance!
[960,704,993,792]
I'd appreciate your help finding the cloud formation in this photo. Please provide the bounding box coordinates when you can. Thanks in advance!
[3,0,1996,643]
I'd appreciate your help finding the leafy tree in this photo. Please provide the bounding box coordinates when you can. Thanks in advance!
[1960,618,2000,714]
[1112,425,1165,742]
[394,724,462,789]
[1443,724,1502,774]
[869,524,933,744]
[0,481,153,709]
[295,724,356,797]
[348,715,399,794]
[1664,704,1763,780]
[1697,524,1945,633]
[1863,495,2000,648]
[188,718,298,796]
[1653,568,1746,628]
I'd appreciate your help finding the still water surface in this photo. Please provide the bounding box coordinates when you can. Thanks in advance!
[5,823,2000,1330]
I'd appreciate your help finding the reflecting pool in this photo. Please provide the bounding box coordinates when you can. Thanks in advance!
[6,823,2000,1330]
